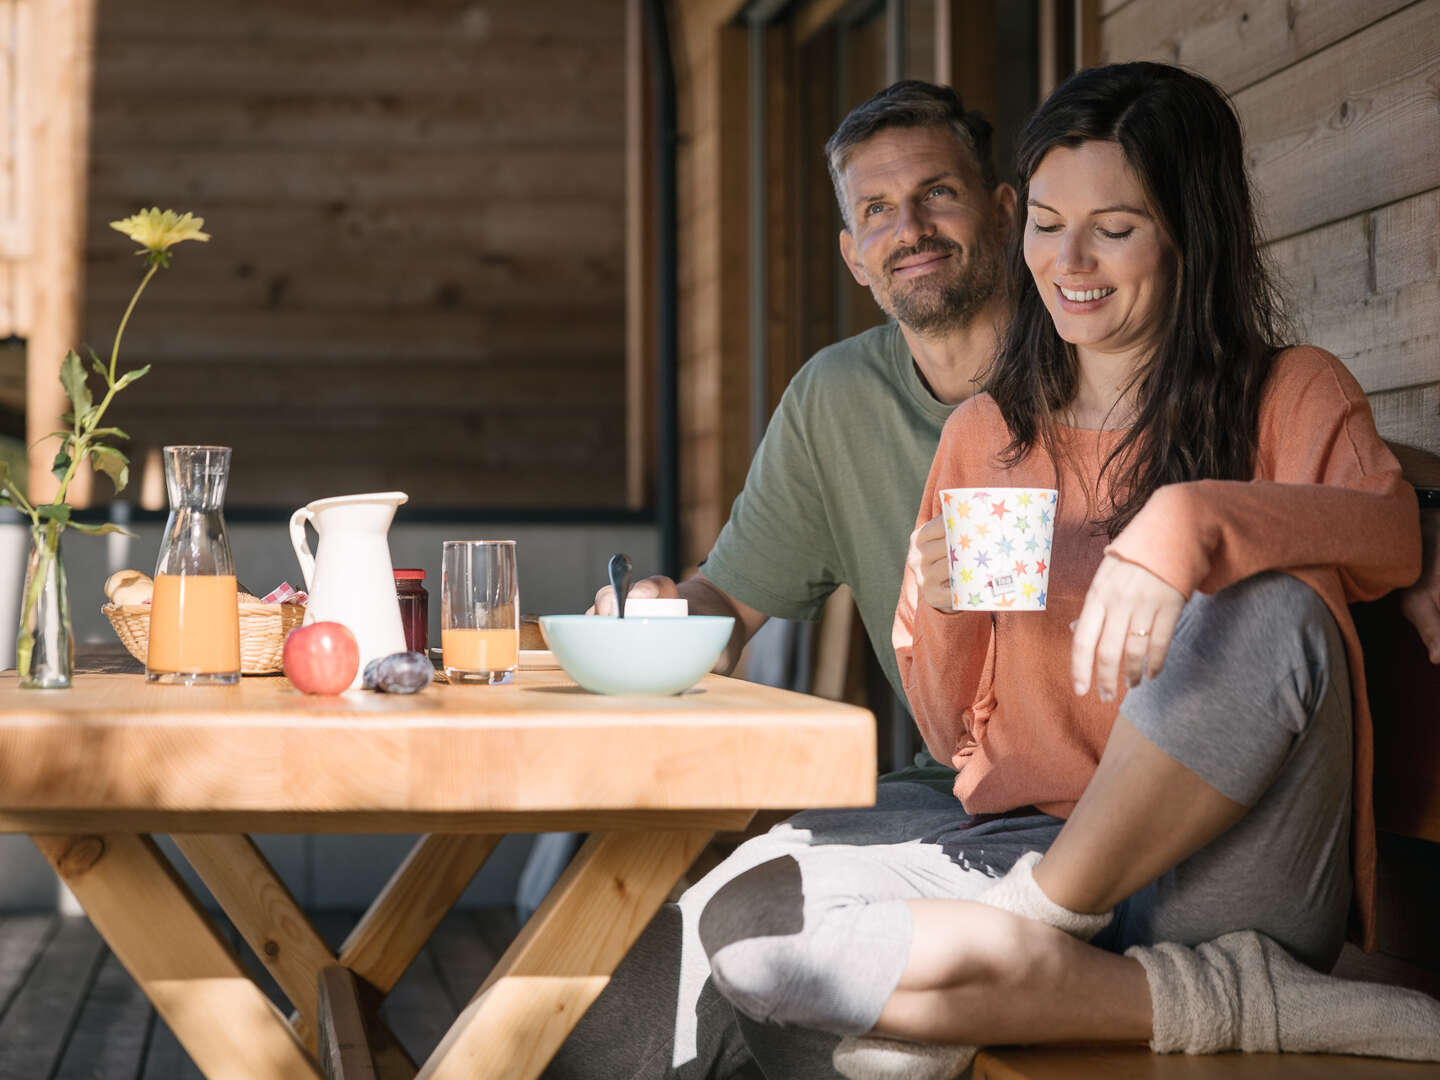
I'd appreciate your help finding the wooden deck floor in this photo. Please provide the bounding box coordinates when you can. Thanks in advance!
[0,906,519,1079]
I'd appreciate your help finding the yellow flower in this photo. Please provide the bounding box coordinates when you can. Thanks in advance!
[109,208,210,256]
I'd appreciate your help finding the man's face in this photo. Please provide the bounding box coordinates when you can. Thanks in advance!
[837,126,1013,336]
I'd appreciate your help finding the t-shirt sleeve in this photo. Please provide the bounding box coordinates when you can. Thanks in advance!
[1106,347,1422,602]
[700,378,843,621]
[894,406,995,762]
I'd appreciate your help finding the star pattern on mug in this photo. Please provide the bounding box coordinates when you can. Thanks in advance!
[941,489,1057,611]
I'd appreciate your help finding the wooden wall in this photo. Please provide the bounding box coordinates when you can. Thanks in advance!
[75,0,628,509]
[1100,0,1439,456]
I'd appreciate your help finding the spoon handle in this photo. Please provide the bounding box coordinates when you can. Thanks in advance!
[608,553,632,618]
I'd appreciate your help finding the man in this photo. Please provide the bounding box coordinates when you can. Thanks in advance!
[593,80,1015,710]
[557,79,1015,1080]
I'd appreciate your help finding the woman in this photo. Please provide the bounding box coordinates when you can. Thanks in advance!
[693,62,1437,1079]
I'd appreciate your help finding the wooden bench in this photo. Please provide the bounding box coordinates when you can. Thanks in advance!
[978,450,1440,1077]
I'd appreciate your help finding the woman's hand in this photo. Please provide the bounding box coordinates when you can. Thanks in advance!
[1071,553,1186,701]
[908,515,954,612]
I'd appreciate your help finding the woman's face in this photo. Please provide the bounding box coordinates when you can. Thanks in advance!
[1023,140,1175,365]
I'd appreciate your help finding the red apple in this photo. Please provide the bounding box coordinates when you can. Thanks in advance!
[283,621,359,694]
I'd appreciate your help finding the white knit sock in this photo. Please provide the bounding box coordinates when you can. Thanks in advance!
[1128,929,1440,1060]
[833,852,1112,1080]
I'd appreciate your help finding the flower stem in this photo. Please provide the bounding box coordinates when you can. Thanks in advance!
[51,263,158,507]
[110,262,158,382]
[15,522,57,680]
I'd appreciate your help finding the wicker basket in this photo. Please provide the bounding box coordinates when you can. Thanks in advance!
[102,600,306,675]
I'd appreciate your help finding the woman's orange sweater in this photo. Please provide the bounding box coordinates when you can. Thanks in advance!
[893,346,1421,948]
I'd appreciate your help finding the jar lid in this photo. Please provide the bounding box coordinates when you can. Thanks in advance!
[393,568,426,580]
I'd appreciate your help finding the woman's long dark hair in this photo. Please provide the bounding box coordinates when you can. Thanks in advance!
[987,62,1289,538]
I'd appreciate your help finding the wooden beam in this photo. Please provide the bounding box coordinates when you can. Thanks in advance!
[173,834,337,1050]
[318,967,380,1080]
[25,0,96,504]
[415,828,716,1079]
[32,832,321,1079]
[935,0,998,118]
[338,833,502,995]
[625,0,656,510]
[1074,0,1100,69]
[1037,0,1061,101]
[795,0,850,44]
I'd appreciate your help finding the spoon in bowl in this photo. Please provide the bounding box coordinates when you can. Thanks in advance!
[608,552,632,618]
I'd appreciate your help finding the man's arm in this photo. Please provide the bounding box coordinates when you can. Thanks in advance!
[588,572,769,675]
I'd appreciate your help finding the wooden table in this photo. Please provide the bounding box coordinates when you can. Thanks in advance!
[0,662,875,1080]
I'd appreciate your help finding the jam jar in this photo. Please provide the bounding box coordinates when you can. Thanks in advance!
[394,569,429,654]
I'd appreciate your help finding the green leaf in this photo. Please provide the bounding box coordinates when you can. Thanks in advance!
[36,503,71,525]
[68,520,135,537]
[59,349,92,420]
[87,347,110,384]
[50,448,71,482]
[89,444,129,494]
[79,405,102,432]
[88,426,130,441]
[114,364,151,391]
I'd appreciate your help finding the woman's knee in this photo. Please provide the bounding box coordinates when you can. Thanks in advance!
[1170,573,1344,702]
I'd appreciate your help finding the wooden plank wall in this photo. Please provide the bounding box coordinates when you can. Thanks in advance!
[78,0,628,509]
[1099,0,1439,455]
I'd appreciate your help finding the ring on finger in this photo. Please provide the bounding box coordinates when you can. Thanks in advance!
[1128,627,1151,638]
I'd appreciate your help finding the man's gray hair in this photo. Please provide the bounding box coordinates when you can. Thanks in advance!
[825,80,998,228]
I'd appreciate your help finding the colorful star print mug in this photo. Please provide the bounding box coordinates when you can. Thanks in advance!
[938,487,1058,611]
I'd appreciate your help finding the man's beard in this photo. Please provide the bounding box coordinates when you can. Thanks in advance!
[876,233,1004,336]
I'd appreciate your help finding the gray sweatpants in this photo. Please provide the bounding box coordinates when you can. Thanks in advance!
[543,572,1353,1079]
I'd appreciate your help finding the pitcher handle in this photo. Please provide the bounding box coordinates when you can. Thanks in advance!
[289,507,316,590]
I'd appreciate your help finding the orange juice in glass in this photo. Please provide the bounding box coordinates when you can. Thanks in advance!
[442,540,517,685]
[146,446,241,685]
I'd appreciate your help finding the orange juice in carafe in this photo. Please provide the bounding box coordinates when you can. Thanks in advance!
[147,446,241,684]
[147,574,240,675]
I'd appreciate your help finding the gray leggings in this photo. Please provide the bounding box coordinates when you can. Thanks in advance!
[543,572,1353,1079]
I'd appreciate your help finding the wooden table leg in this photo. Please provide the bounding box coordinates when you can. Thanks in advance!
[340,834,503,993]
[416,828,714,1080]
[33,832,321,1080]
[175,834,339,1049]
[318,966,380,1080]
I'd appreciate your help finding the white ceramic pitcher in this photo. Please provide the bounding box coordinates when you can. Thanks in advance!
[289,491,408,689]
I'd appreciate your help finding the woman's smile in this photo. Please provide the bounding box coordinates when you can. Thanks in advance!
[1056,283,1118,309]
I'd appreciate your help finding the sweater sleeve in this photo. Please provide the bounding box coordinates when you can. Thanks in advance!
[1106,348,1422,602]
[894,406,996,762]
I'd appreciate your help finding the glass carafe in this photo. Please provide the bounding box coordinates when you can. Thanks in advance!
[146,445,241,685]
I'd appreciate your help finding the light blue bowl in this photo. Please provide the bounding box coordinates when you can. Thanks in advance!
[539,615,734,695]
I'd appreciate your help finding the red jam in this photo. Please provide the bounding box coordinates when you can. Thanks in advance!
[394,569,428,654]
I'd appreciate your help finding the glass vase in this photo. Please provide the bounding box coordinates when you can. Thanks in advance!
[17,522,72,689]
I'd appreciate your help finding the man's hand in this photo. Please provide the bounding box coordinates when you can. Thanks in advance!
[588,574,682,616]
[1399,508,1440,664]
[908,515,953,612]
[1071,553,1186,702]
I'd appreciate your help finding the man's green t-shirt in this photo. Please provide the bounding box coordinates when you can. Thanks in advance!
[700,322,956,704]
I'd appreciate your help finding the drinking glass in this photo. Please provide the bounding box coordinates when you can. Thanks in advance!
[147,445,240,684]
[442,540,518,685]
